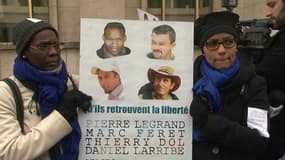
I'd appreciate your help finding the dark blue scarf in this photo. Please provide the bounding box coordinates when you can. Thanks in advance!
[14,56,81,160]
[192,56,240,141]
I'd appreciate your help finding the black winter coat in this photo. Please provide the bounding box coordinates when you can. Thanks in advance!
[192,52,269,160]
[255,28,285,159]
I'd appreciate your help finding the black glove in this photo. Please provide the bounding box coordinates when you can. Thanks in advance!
[57,89,92,122]
[190,96,209,128]
[268,90,285,107]
[75,90,92,112]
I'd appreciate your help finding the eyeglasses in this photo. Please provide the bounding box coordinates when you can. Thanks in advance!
[29,43,62,54]
[205,38,236,50]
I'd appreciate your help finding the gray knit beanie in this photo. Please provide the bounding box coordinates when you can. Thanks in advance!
[12,18,57,55]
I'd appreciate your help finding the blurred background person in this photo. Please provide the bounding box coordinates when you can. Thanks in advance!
[255,0,285,159]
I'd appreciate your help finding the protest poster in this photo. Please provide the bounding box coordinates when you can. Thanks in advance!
[79,18,194,160]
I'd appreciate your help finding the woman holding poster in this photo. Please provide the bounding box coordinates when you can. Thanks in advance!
[191,11,269,160]
[0,18,92,160]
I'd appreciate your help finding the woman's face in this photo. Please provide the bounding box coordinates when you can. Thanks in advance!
[22,29,61,71]
[203,33,237,69]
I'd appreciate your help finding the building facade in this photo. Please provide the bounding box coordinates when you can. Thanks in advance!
[0,0,265,78]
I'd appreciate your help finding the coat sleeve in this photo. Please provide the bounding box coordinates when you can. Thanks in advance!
[0,81,72,160]
[255,32,285,91]
[199,75,269,154]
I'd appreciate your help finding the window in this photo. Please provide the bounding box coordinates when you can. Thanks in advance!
[147,0,212,21]
[173,0,195,8]
[0,0,48,42]
[202,0,210,7]
[148,0,162,8]
[148,0,194,8]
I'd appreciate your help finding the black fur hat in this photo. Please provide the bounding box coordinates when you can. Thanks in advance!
[194,11,239,48]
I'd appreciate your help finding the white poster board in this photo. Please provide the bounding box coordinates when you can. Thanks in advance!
[79,18,194,160]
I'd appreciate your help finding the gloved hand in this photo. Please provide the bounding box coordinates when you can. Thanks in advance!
[75,90,92,112]
[268,90,285,118]
[190,96,209,128]
[57,89,92,122]
[270,105,284,118]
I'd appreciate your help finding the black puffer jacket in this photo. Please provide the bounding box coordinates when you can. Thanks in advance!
[192,51,269,160]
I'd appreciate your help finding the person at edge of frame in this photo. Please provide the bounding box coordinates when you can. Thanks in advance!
[0,18,92,160]
[254,0,285,159]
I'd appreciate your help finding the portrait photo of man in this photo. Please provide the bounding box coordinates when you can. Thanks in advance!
[138,66,181,100]
[90,62,124,100]
[96,22,131,59]
[147,24,176,60]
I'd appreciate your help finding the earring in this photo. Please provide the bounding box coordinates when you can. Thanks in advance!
[22,55,26,59]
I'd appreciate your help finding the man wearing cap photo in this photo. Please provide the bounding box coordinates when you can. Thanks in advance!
[146,24,176,60]
[96,22,131,59]
[90,62,124,100]
[138,66,181,100]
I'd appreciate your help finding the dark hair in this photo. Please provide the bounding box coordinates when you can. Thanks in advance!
[104,22,126,37]
[152,24,176,43]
